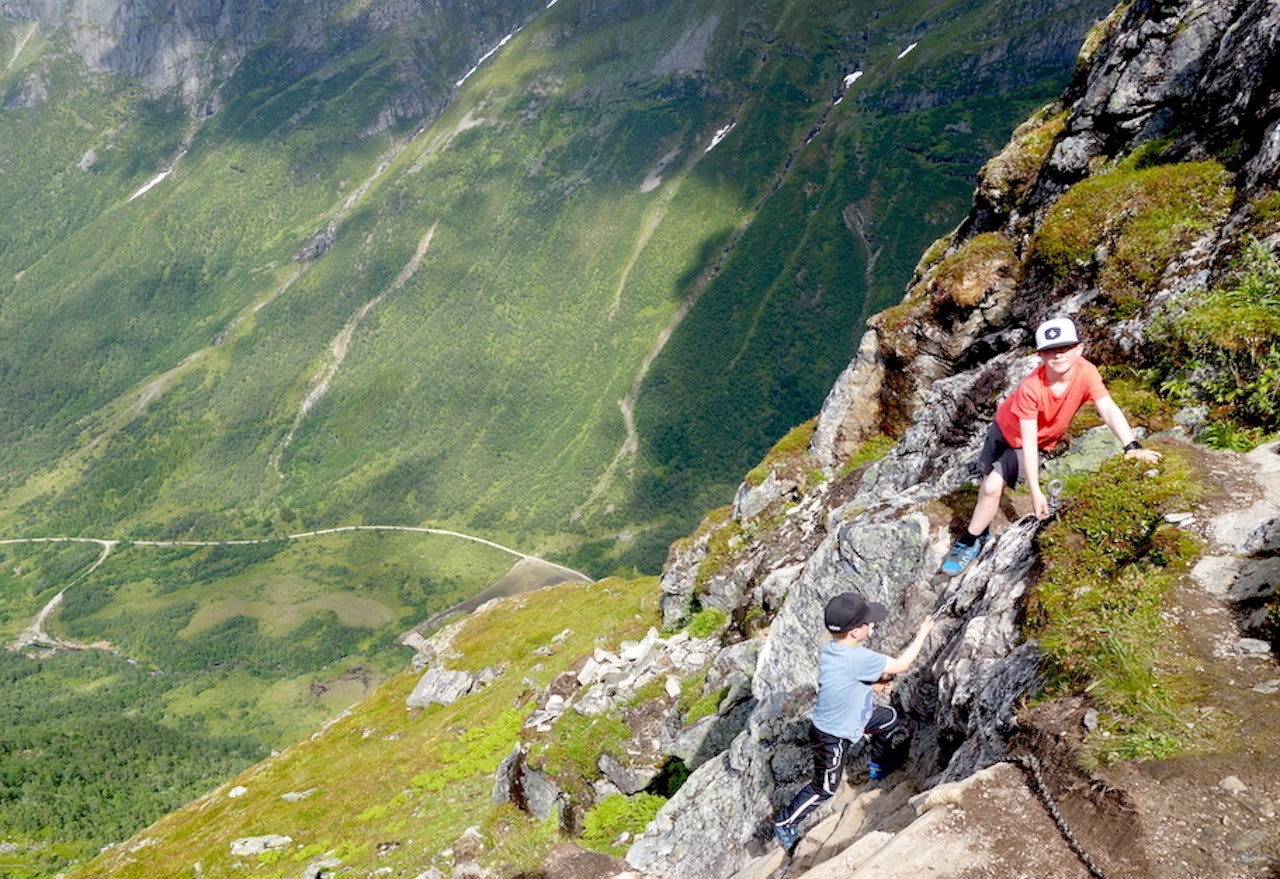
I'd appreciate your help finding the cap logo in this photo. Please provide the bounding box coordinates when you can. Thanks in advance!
[1045,327,1061,341]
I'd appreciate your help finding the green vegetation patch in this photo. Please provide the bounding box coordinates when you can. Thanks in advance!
[837,433,898,481]
[411,708,526,792]
[1028,450,1202,763]
[1028,160,1233,299]
[681,680,731,725]
[684,606,727,639]
[580,793,667,856]
[979,107,1067,210]
[1151,237,1280,446]
[446,576,660,674]
[532,710,634,801]
[928,231,1018,308]
[67,575,661,879]
[744,419,816,488]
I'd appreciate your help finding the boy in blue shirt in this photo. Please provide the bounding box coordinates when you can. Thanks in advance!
[773,592,935,855]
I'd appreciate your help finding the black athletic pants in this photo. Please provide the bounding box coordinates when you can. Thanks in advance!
[774,706,901,831]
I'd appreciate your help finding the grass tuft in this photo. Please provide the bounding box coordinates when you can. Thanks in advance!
[1028,160,1233,297]
[1028,449,1202,763]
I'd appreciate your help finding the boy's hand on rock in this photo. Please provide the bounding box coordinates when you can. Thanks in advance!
[1030,487,1050,519]
[1126,447,1162,465]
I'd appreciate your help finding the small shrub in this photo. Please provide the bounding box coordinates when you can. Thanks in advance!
[1200,420,1274,452]
[580,793,666,856]
[1153,237,1280,437]
[1250,190,1280,237]
[686,607,727,639]
[1263,598,1280,652]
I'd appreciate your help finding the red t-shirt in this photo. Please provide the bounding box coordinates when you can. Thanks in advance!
[995,358,1109,450]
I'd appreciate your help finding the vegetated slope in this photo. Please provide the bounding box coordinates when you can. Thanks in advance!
[62,575,666,879]
[0,0,1109,575]
[0,0,1110,871]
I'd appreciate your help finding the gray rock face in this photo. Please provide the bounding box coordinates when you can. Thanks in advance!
[1033,0,1280,206]
[494,746,566,822]
[405,666,478,708]
[810,331,885,469]
[0,0,548,108]
[1192,441,1280,632]
[627,460,1049,877]
[229,834,292,857]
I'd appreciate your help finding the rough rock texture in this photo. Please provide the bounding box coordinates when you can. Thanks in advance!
[1192,441,1280,632]
[809,331,884,469]
[494,745,567,822]
[405,666,479,709]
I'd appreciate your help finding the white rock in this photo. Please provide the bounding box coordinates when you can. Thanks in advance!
[230,835,292,856]
[1220,776,1247,796]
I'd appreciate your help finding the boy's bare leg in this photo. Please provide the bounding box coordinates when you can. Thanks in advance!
[966,469,1005,537]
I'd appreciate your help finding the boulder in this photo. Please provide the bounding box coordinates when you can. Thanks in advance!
[229,835,292,857]
[405,667,477,709]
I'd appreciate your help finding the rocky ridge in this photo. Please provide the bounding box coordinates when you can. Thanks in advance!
[398,0,1280,876]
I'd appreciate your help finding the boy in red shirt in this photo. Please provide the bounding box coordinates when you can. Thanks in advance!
[939,318,1163,576]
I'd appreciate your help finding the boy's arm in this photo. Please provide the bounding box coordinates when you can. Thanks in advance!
[881,616,936,676]
[1095,396,1163,464]
[1019,417,1048,519]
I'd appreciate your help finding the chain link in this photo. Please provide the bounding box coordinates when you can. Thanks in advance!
[1012,753,1111,879]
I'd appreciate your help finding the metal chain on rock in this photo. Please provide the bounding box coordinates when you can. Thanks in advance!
[1012,753,1112,879]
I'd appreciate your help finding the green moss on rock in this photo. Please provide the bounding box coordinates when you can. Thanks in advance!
[1028,160,1234,297]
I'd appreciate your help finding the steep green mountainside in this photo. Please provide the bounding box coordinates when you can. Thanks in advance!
[0,0,1110,872]
[0,0,1106,572]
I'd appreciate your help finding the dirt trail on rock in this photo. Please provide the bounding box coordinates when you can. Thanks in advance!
[941,441,1280,879]
[1087,441,1280,879]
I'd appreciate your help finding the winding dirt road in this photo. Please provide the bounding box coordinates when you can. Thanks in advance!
[6,526,588,652]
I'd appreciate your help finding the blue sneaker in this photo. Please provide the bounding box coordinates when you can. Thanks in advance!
[939,533,987,577]
[868,759,904,780]
[773,823,800,855]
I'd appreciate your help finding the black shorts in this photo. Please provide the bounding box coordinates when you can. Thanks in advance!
[976,422,1022,488]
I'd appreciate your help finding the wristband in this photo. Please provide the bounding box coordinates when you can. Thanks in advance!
[1123,440,1142,452]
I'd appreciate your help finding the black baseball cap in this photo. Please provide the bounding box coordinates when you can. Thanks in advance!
[824,591,888,633]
